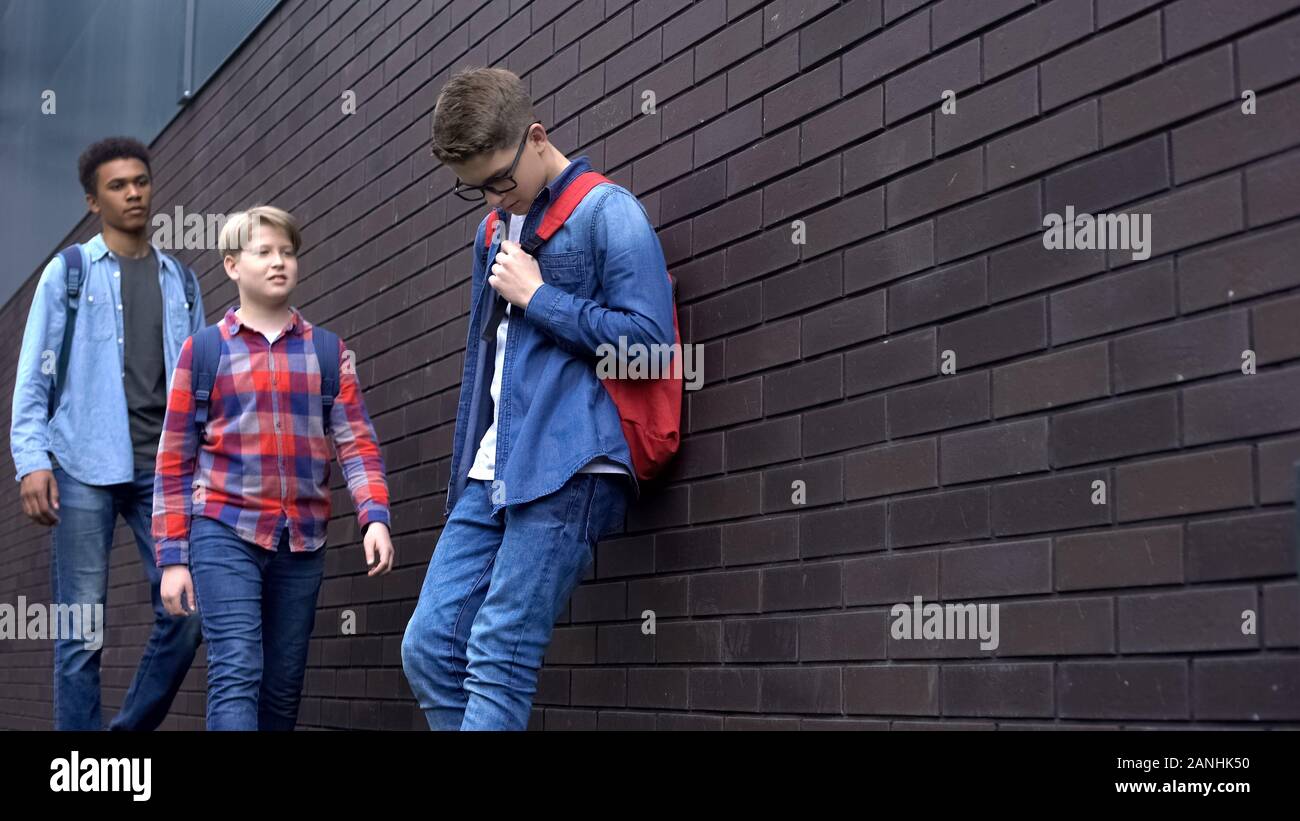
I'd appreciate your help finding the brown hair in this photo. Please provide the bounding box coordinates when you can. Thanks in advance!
[429,67,538,166]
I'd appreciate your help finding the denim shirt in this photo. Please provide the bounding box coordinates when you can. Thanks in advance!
[444,155,676,519]
[10,233,206,486]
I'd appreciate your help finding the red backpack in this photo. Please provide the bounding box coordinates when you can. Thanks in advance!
[483,171,682,482]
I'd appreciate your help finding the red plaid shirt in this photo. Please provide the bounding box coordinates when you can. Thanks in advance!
[152,306,390,566]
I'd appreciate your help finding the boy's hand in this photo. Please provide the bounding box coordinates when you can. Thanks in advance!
[20,469,59,526]
[161,566,197,616]
[488,239,544,311]
[362,522,394,576]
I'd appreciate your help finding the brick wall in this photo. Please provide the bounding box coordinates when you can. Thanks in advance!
[1,0,1298,729]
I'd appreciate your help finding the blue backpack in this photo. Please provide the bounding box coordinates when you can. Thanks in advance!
[188,322,341,442]
[50,244,198,417]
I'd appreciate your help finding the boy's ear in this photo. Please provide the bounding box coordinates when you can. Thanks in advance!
[222,253,240,283]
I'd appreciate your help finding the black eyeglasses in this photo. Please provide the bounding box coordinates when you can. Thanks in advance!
[452,121,542,201]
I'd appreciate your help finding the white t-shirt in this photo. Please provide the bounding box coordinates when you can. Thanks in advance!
[468,215,629,481]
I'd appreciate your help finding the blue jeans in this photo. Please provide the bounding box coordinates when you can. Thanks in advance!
[188,515,326,731]
[50,465,203,731]
[402,472,631,730]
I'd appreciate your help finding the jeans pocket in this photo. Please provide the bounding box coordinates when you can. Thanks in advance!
[583,475,629,548]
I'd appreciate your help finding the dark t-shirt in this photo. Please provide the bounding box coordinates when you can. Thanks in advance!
[118,249,168,471]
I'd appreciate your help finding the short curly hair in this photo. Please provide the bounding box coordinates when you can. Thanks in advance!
[77,136,152,196]
[429,67,538,166]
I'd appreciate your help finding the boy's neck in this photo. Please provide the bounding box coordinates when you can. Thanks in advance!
[102,223,151,259]
[236,298,292,335]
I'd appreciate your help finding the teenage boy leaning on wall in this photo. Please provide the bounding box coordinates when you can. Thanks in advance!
[401,67,678,730]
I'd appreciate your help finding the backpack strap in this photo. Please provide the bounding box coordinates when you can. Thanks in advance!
[189,325,223,444]
[161,252,199,312]
[49,245,85,418]
[523,171,610,255]
[310,326,341,416]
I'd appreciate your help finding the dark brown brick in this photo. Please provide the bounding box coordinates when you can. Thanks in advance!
[1115,446,1254,522]
[992,342,1110,418]
[1100,45,1235,146]
[725,416,801,471]
[690,668,761,712]
[935,67,1038,153]
[723,616,798,661]
[1049,259,1176,345]
[1193,658,1300,721]
[1183,366,1300,445]
[940,537,1051,598]
[941,663,1053,718]
[1112,311,1249,394]
[691,569,763,615]
[760,666,843,713]
[996,597,1116,655]
[1258,434,1300,504]
[845,438,938,499]
[844,664,940,715]
[937,297,1047,369]
[940,417,1049,484]
[889,487,991,547]
[801,394,888,456]
[842,8,930,93]
[983,0,1094,79]
[1058,660,1189,720]
[887,371,991,437]
[692,472,764,522]
[1172,80,1300,185]
[844,550,939,605]
[1165,0,1300,58]
[801,291,887,356]
[985,100,1098,189]
[762,561,843,610]
[888,258,987,332]
[1177,220,1300,313]
[761,455,844,513]
[844,113,933,191]
[988,234,1107,302]
[884,39,981,123]
[1044,134,1169,216]
[764,355,843,415]
[722,515,800,565]
[799,500,889,557]
[886,147,983,227]
[845,328,937,395]
[1119,587,1258,653]
[799,611,889,661]
[991,468,1111,536]
[936,182,1041,263]
[1055,524,1184,591]
[1253,292,1300,365]
[1050,392,1180,467]
[1040,12,1161,110]
[1186,511,1296,581]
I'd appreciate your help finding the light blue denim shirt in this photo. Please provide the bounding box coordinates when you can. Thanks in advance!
[10,233,206,486]
[444,155,677,519]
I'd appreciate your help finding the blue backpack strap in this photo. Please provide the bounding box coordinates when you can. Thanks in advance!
[189,325,223,443]
[49,245,85,418]
[311,326,341,417]
[161,252,199,312]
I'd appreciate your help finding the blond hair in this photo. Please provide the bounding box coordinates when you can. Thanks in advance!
[219,205,302,258]
[430,67,538,165]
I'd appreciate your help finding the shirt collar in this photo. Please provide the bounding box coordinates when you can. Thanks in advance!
[223,304,308,338]
[85,231,166,265]
[496,155,592,221]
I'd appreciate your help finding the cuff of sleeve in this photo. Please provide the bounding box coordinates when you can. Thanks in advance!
[157,540,189,567]
[14,452,53,483]
[524,282,563,328]
[358,505,390,532]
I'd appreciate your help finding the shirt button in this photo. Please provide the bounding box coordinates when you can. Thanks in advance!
[113,271,120,278]
[87,295,94,303]
[118,338,123,344]
[117,304,123,311]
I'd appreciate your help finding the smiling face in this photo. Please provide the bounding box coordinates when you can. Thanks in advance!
[450,123,548,216]
[87,157,152,233]
[224,220,298,307]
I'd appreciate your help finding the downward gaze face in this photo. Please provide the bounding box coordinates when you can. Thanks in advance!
[90,157,152,234]
[452,123,546,217]
[225,222,298,304]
